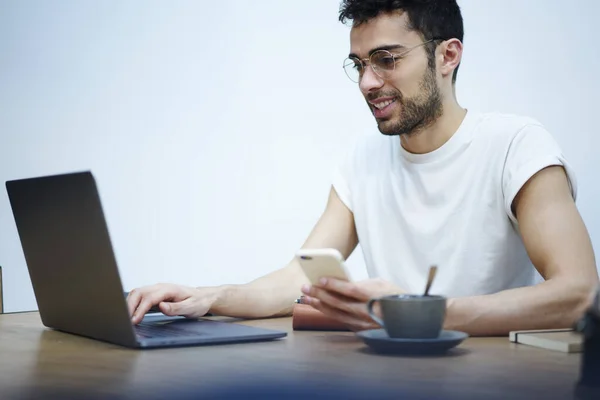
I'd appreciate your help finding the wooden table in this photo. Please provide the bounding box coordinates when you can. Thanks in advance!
[0,312,588,399]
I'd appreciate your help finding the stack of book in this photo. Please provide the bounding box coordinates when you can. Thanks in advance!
[509,328,583,353]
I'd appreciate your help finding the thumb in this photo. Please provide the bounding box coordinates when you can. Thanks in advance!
[159,298,198,317]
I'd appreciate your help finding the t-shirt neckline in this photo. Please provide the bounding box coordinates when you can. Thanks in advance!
[398,110,478,164]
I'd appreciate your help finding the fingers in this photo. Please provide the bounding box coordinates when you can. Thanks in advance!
[302,283,372,321]
[302,284,359,316]
[301,279,379,331]
[127,284,192,324]
[133,293,159,324]
[126,289,141,318]
[160,297,198,318]
[307,297,376,332]
[302,292,373,328]
[314,278,372,302]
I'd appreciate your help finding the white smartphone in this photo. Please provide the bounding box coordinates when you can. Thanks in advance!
[295,248,352,285]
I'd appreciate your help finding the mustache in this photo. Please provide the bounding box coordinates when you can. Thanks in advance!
[366,91,402,102]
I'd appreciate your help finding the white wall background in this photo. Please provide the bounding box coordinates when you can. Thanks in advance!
[1,0,598,312]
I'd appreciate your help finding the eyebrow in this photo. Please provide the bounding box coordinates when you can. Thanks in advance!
[348,44,407,59]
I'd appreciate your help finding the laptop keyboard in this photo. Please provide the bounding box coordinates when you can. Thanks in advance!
[135,323,205,339]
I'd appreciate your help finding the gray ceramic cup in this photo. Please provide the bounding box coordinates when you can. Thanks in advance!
[366,294,446,339]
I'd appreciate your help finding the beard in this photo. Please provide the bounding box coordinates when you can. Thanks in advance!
[369,65,443,137]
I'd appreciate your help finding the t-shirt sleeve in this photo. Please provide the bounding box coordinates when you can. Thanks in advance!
[331,139,360,212]
[502,122,577,224]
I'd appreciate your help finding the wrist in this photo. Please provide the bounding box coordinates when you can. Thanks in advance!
[443,297,458,331]
[201,284,231,315]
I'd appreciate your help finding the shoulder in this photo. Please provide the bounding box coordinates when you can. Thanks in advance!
[471,111,566,167]
[473,111,549,143]
[355,131,395,153]
[342,131,396,169]
[477,112,576,222]
[331,131,394,211]
[476,112,566,161]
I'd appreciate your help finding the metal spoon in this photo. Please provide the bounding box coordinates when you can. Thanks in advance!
[423,265,438,296]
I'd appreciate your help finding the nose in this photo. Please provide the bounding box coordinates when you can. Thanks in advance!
[359,65,384,94]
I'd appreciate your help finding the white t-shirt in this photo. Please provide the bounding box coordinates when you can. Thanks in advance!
[332,111,576,298]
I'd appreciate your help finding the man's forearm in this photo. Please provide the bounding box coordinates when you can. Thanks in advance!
[204,261,309,319]
[444,278,596,336]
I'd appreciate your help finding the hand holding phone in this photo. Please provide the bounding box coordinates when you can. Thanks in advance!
[295,248,352,285]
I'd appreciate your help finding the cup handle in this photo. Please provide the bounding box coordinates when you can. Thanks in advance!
[366,298,385,328]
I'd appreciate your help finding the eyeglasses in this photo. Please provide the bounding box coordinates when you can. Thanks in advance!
[343,38,442,83]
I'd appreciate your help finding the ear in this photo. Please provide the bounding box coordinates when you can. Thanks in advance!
[437,39,462,80]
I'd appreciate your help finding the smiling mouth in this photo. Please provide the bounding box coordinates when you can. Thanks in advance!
[372,99,396,110]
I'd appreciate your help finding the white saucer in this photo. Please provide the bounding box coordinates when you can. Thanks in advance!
[356,329,468,355]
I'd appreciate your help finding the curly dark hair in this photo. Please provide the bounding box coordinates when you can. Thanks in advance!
[338,0,464,83]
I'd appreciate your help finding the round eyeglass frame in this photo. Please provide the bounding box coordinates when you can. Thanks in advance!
[343,38,445,83]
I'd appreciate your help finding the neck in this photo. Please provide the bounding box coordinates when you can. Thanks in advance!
[399,99,467,155]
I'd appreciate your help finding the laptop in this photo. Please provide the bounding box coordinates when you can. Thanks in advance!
[5,171,287,348]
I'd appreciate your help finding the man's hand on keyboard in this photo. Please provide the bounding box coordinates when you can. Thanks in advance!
[127,283,217,325]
